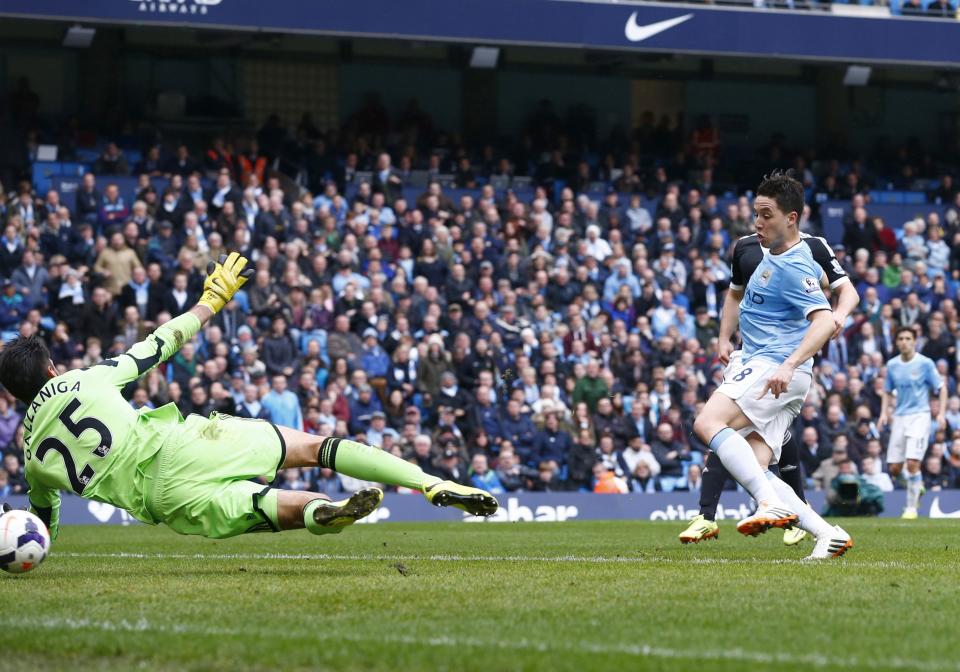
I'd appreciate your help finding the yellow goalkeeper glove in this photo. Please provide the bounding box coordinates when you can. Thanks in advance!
[199,252,254,314]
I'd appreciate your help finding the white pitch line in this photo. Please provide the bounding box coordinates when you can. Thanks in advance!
[52,550,942,570]
[0,616,955,672]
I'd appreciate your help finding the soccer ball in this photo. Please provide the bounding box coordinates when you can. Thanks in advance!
[0,510,50,575]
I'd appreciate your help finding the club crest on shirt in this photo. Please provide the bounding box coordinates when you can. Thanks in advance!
[802,276,819,294]
[758,268,773,287]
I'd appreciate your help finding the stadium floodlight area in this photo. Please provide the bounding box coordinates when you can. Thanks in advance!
[843,65,873,86]
[61,25,95,48]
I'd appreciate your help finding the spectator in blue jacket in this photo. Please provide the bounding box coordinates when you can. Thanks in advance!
[469,453,505,495]
[603,259,641,303]
[530,412,572,468]
[360,328,390,379]
[0,281,26,334]
[499,398,536,464]
[261,374,303,431]
[470,383,502,442]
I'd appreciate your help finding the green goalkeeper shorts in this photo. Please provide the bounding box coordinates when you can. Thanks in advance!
[142,413,286,539]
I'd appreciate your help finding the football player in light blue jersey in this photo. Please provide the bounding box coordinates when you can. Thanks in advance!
[692,172,853,560]
[878,326,946,519]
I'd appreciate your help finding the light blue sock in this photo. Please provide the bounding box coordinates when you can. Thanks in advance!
[710,428,779,505]
[906,471,923,510]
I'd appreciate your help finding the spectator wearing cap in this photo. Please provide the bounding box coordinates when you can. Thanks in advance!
[348,384,383,435]
[436,443,469,485]
[433,405,465,448]
[366,410,396,447]
[360,327,390,383]
[262,374,303,432]
[652,242,686,289]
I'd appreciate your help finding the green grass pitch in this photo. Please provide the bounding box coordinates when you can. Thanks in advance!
[1,519,958,672]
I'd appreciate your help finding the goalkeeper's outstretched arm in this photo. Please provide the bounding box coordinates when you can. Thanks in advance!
[93,253,253,389]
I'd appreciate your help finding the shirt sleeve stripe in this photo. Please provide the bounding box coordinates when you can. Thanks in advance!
[804,305,831,318]
[829,276,851,290]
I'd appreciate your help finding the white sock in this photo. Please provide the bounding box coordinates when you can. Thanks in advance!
[906,471,923,510]
[765,471,833,538]
[710,428,780,505]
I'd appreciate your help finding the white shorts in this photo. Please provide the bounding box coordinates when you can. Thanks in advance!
[887,412,931,464]
[717,353,811,461]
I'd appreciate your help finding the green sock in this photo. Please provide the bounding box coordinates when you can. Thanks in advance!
[318,438,439,491]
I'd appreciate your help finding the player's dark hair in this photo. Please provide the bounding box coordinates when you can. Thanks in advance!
[756,170,804,222]
[895,326,917,340]
[0,335,52,404]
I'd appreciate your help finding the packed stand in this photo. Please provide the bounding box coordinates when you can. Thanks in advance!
[2,101,960,503]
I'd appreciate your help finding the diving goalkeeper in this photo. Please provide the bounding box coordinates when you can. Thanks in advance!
[0,253,498,541]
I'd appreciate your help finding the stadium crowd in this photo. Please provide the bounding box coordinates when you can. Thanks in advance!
[2,100,960,503]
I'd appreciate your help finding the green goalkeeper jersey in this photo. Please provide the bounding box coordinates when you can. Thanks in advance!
[23,312,202,540]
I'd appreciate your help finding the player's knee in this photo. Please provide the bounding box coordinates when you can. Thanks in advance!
[888,463,903,477]
[693,414,720,443]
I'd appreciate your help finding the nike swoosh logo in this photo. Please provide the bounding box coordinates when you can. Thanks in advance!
[624,12,693,43]
[929,497,960,518]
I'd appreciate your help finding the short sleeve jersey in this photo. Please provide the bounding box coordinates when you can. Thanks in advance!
[738,241,832,372]
[730,233,849,292]
[884,353,941,417]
